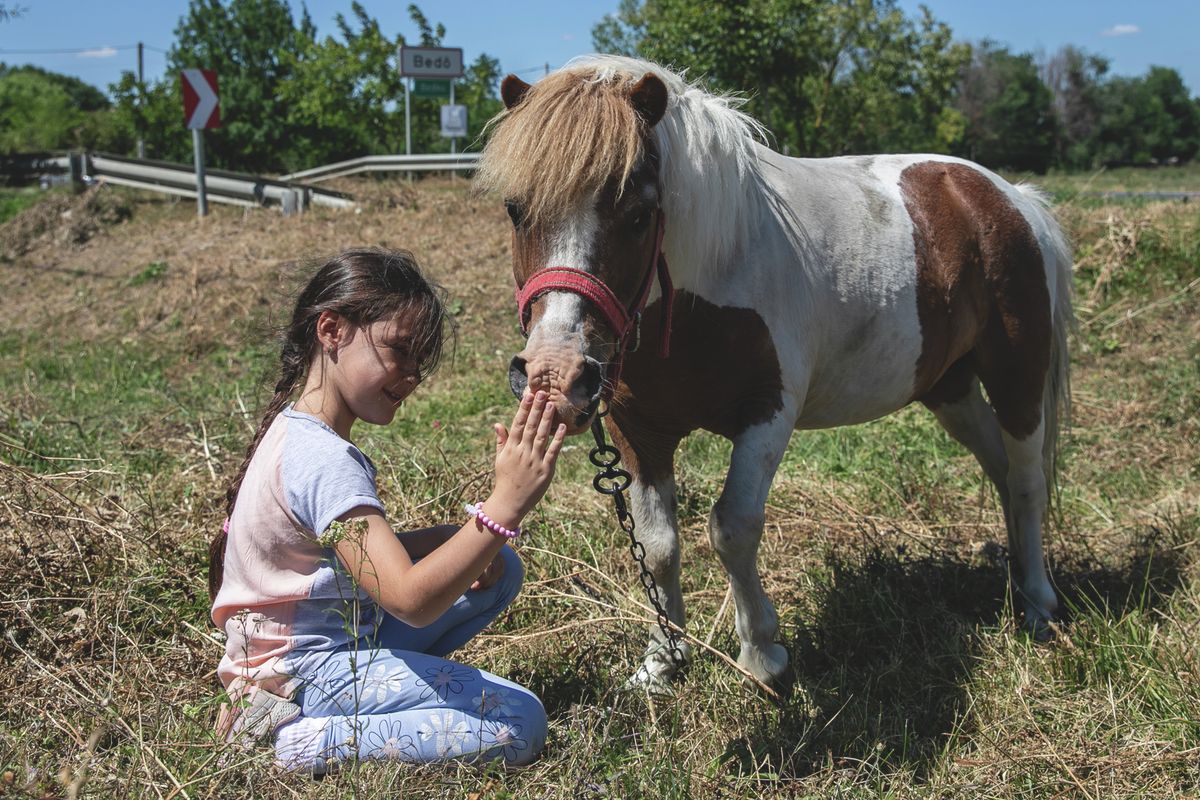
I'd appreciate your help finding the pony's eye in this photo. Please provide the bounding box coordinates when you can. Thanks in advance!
[630,210,652,232]
[505,201,526,228]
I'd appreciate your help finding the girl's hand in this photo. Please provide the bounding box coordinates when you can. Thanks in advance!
[487,390,567,527]
[469,548,507,591]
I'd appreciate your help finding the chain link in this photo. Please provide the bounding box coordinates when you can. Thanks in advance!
[588,412,687,670]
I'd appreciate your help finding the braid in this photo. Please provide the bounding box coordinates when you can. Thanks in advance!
[207,338,310,602]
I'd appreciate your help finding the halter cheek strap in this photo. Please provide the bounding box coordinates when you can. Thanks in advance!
[514,212,673,391]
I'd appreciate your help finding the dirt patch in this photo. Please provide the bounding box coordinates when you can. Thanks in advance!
[0,185,132,259]
[0,177,514,346]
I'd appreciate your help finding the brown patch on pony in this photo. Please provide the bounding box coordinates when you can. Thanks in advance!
[607,291,784,482]
[477,66,667,227]
[902,161,1051,438]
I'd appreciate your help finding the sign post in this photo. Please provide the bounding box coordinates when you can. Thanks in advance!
[398,46,464,159]
[181,69,220,217]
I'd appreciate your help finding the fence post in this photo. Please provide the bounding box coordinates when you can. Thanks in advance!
[68,153,85,193]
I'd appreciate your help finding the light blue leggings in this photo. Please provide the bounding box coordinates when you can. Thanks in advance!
[275,545,546,770]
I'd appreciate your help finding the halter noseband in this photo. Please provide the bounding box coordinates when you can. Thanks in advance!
[515,211,673,394]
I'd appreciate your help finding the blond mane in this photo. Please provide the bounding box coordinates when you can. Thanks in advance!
[476,65,648,227]
[478,55,771,277]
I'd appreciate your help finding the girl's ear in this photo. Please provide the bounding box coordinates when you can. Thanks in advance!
[314,310,345,352]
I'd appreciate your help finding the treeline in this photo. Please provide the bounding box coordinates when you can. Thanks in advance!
[596,0,1200,172]
[2,0,1199,174]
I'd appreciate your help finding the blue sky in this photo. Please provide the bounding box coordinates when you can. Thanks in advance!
[1,1,1196,97]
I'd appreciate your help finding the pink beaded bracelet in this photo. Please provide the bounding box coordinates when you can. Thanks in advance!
[464,503,521,540]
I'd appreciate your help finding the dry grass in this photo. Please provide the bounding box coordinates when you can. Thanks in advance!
[0,179,1197,798]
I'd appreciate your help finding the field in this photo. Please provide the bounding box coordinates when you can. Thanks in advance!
[0,173,1197,799]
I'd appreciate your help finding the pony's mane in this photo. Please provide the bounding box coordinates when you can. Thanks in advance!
[478,55,770,276]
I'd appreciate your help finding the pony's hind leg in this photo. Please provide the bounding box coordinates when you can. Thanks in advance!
[925,373,1056,630]
[923,371,1011,514]
[998,418,1058,636]
[709,412,795,687]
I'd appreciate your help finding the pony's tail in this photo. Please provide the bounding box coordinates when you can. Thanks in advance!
[1018,184,1075,503]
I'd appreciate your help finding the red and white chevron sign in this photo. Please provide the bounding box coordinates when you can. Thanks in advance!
[181,69,220,130]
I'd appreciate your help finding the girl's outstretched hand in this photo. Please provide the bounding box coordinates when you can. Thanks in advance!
[487,390,567,526]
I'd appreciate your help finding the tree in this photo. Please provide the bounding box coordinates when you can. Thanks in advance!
[955,41,1057,172]
[593,0,967,157]
[1094,67,1200,165]
[1041,46,1108,169]
[107,1,501,171]
[0,64,121,152]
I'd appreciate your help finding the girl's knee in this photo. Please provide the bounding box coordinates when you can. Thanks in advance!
[498,694,546,766]
[496,545,525,603]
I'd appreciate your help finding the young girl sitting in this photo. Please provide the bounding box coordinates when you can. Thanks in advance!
[208,248,565,772]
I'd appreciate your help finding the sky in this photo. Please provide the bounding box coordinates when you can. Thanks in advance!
[0,0,1196,98]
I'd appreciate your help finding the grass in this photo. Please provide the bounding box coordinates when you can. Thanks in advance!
[0,186,50,225]
[0,174,1197,798]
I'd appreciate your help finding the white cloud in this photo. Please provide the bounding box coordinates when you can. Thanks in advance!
[1101,24,1140,37]
[77,46,118,58]
[562,33,575,41]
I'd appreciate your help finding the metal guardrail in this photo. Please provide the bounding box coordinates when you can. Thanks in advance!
[81,153,356,210]
[280,152,481,183]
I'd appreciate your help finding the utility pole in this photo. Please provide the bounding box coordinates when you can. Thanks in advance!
[137,42,145,159]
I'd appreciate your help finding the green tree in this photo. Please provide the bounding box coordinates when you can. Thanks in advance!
[1041,46,1108,169]
[955,41,1057,172]
[106,1,500,171]
[0,64,121,152]
[1094,67,1199,165]
[593,0,967,157]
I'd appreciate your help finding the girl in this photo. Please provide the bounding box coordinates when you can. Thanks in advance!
[208,248,564,772]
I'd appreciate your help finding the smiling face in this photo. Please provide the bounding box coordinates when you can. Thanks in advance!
[297,312,423,438]
[484,69,671,434]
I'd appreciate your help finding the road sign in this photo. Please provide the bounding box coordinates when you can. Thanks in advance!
[399,46,463,78]
[181,69,220,129]
[412,78,451,98]
[440,104,468,138]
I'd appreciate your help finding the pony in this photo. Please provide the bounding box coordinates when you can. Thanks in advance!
[476,55,1073,690]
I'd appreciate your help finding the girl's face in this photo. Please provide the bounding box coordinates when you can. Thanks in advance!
[334,315,423,428]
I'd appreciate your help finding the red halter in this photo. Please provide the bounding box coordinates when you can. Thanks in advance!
[515,211,673,392]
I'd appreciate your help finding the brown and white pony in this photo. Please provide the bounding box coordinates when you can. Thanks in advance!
[477,55,1073,689]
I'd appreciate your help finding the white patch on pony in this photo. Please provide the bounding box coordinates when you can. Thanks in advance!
[526,199,600,348]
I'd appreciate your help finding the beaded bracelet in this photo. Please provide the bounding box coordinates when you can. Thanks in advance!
[464,503,521,540]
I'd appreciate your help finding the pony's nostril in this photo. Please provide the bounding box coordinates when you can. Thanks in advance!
[581,357,604,401]
[508,356,528,399]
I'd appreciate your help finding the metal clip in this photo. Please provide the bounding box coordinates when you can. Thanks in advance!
[627,311,642,354]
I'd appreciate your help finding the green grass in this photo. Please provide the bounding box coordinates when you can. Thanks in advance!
[1,180,1197,798]
[0,186,48,224]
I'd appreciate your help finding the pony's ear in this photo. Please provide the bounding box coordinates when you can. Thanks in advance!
[629,73,668,128]
[501,75,531,109]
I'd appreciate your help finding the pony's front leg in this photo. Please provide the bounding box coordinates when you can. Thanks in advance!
[605,416,689,691]
[625,474,692,690]
[710,412,795,686]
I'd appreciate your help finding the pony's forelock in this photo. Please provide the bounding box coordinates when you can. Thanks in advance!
[478,55,770,277]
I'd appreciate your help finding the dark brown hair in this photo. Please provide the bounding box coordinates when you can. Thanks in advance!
[207,248,450,601]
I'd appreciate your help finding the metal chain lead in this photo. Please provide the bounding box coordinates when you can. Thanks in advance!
[588,413,687,670]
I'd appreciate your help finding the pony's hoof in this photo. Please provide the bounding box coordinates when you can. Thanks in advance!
[1022,613,1057,642]
[738,642,789,686]
[623,664,676,697]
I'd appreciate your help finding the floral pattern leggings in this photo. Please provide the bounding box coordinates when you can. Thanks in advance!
[276,546,546,770]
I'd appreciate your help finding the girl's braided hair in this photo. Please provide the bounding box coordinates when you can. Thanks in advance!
[208,248,450,601]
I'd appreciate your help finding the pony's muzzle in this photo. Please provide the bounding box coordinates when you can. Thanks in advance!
[508,353,604,433]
